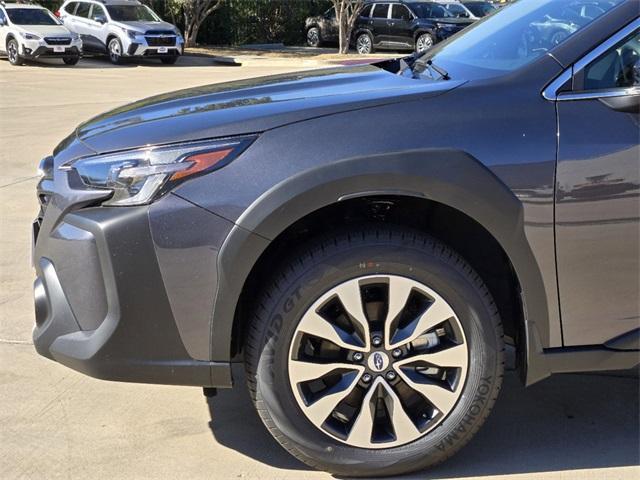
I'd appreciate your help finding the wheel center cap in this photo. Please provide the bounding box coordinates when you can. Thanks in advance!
[368,351,389,372]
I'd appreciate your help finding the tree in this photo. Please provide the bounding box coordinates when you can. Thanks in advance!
[168,0,225,48]
[331,0,365,54]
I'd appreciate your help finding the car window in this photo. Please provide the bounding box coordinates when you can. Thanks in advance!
[360,4,373,18]
[75,2,90,18]
[410,3,453,19]
[583,30,640,90]
[324,8,336,20]
[446,4,469,17]
[106,5,160,22]
[371,4,389,19]
[463,2,496,17]
[5,8,59,25]
[90,4,106,22]
[65,2,78,15]
[421,0,623,79]
[391,5,412,21]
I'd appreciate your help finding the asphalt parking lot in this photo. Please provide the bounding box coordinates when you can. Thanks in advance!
[1,55,638,480]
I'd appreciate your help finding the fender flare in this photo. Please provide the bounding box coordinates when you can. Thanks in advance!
[210,149,554,384]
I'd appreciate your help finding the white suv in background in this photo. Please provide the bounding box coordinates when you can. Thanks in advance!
[0,2,82,66]
[58,0,184,64]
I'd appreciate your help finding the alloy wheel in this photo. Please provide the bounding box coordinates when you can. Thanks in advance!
[8,40,18,64]
[109,39,121,63]
[416,34,434,53]
[307,28,320,47]
[288,275,469,449]
[356,34,372,54]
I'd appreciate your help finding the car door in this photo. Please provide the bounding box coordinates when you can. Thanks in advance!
[369,3,391,46]
[69,2,97,51]
[86,3,108,52]
[388,4,414,47]
[0,8,8,52]
[554,22,640,347]
[321,8,338,42]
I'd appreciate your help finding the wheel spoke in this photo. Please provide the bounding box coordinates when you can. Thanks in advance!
[395,343,468,370]
[305,372,361,425]
[384,276,414,349]
[397,373,460,414]
[347,377,380,444]
[380,381,421,443]
[297,310,367,351]
[289,359,363,384]
[333,281,370,349]
[389,297,455,348]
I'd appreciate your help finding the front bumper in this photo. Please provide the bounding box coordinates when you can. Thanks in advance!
[124,34,184,57]
[32,160,234,387]
[21,39,82,59]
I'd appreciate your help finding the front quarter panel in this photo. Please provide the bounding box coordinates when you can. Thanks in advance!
[174,64,563,375]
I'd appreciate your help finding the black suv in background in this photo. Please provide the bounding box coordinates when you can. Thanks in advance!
[354,1,475,54]
[305,7,338,47]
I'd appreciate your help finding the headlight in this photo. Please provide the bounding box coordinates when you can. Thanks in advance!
[437,24,457,31]
[70,33,80,41]
[20,32,41,40]
[120,28,139,39]
[60,136,255,206]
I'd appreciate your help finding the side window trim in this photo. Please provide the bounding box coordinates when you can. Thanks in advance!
[543,18,640,101]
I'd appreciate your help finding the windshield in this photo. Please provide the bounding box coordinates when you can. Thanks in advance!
[420,0,623,79]
[463,2,497,17]
[106,5,160,22]
[409,3,454,19]
[6,8,59,25]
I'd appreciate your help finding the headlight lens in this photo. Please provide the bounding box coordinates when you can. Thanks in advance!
[437,24,457,31]
[60,136,255,206]
[20,32,41,40]
[126,29,139,39]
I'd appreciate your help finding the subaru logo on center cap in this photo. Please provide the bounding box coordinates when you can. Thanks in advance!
[368,351,389,372]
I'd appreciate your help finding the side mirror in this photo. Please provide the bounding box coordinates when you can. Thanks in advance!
[94,14,107,24]
[0,18,7,26]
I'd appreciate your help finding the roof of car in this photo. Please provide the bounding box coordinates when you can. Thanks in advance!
[1,3,48,9]
[62,0,141,4]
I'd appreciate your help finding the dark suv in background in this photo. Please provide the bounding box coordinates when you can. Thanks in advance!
[33,0,639,477]
[353,1,475,54]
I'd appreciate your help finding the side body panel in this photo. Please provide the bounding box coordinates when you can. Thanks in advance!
[556,100,640,345]
[174,59,565,368]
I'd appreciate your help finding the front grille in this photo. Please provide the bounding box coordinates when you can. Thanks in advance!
[45,37,72,46]
[36,156,54,228]
[145,29,175,35]
[146,35,176,46]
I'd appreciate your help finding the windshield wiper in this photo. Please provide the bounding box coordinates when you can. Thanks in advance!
[398,54,450,81]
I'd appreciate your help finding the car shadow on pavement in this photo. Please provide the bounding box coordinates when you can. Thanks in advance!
[0,55,234,69]
[207,366,639,477]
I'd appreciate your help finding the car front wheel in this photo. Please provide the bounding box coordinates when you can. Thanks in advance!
[63,56,80,65]
[416,33,435,53]
[356,32,374,54]
[307,27,322,47]
[7,38,23,66]
[108,37,124,65]
[245,226,505,477]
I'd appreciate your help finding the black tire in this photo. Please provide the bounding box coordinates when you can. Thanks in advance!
[107,37,124,65]
[245,226,505,477]
[63,56,80,65]
[160,56,179,65]
[307,27,322,48]
[415,32,435,53]
[355,32,374,54]
[7,38,23,66]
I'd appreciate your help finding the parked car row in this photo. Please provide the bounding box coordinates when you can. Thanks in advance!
[306,0,500,54]
[0,0,183,66]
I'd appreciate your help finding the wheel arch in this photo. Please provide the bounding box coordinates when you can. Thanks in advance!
[211,150,554,385]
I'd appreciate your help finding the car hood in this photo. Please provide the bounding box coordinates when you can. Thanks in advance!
[112,20,177,34]
[17,24,72,36]
[73,64,464,154]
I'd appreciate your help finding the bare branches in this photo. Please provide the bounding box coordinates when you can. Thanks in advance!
[330,0,365,54]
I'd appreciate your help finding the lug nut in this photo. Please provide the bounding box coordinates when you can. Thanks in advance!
[353,352,364,362]
[385,371,397,381]
[372,336,383,347]
[392,348,402,358]
[362,373,372,383]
